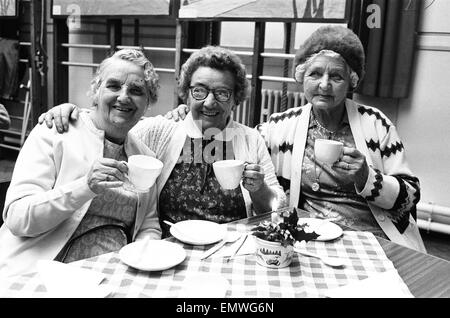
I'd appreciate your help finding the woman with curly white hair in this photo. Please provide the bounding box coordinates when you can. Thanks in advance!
[36,46,287,238]
[0,49,162,277]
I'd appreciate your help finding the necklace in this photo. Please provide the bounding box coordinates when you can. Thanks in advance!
[311,152,322,192]
[314,118,339,136]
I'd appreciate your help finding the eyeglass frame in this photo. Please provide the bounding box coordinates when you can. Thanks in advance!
[189,86,233,102]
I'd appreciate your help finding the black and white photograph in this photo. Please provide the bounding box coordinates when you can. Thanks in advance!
[0,0,448,305]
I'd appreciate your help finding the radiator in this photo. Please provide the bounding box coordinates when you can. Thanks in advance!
[233,89,306,126]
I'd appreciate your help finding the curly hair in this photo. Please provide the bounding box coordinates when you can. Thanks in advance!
[178,46,249,105]
[89,48,160,105]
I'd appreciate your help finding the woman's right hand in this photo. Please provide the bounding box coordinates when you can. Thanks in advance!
[87,158,128,194]
[164,104,190,122]
[38,103,80,133]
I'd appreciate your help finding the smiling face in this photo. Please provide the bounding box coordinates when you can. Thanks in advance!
[187,66,236,132]
[303,55,351,112]
[92,58,149,142]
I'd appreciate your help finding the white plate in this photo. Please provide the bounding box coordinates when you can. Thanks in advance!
[297,218,343,241]
[119,240,186,271]
[178,273,230,298]
[170,220,226,245]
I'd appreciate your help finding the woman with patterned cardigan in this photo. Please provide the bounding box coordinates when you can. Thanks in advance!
[258,26,425,252]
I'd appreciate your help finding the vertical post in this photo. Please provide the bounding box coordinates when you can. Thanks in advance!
[30,0,47,125]
[107,19,122,53]
[281,22,293,112]
[174,20,188,108]
[249,21,265,127]
[53,18,68,107]
[133,19,140,46]
[209,21,221,45]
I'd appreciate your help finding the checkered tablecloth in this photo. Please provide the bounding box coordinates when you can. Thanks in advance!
[0,223,412,298]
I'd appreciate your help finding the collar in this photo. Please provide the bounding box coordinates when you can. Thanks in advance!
[182,112,237,141]
[308,105,350,129]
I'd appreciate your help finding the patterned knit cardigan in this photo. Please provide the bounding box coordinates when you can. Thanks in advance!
[260,99,426,252]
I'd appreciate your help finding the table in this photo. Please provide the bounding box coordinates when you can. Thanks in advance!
[1,208,449,298]
[242,208,450,298]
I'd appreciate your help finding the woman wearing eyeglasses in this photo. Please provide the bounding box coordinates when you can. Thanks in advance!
[38,46,287,238]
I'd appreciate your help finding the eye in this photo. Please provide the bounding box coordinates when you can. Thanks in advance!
[193,86,207,94]
[130,87,144,95]
[106,82,120,91]
[330,73,344,81]
[307,71,321,78]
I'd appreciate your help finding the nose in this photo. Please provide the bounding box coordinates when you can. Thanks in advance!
[318,74,331,90]
[117,88,131,103]
[203,90,217,107]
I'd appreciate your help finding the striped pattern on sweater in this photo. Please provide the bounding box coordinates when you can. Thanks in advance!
[263,101,421,235]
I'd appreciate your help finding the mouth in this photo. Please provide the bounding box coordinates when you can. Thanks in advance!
[200,110,220,117]
[112,105,135,113]
[316,94,333,99]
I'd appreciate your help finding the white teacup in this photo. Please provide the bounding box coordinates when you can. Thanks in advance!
[124,155,163,192]
[212,159,245,190]
[314,139,343,164]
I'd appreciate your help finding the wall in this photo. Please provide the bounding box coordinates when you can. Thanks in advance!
[396,0,450,207]
[48,3,450,207]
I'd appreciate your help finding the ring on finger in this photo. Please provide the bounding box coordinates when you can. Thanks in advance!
[346,163,350,170]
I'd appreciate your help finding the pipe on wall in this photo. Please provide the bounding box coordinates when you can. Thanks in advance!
[416,202,450,236]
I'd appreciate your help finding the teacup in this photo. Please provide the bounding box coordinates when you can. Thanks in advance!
[124,155,163,192]
[314,139,343,164]
[212,159,245,190]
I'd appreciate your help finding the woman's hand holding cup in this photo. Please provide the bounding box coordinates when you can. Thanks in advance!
[333,147,369,191]
[87,158,128,194]
[243,163,265,193]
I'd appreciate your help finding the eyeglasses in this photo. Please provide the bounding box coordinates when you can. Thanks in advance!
[189,86,233,102]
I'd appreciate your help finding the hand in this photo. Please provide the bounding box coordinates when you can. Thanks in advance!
[0,104,11,129]
[242,163,265,193]
[333,147,369,191]
[38,103,80,133]
[164,104,190,122]
[87,158,128,194]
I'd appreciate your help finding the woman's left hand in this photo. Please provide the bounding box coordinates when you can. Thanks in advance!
[242,163,265,193]
[333,147,369,191]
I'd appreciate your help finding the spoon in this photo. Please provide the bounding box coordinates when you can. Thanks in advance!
[294,248,346,268]
[201,232,242,260]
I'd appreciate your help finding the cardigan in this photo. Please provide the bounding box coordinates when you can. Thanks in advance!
[0,112,161,278]
[131,113,287,217]
[261,99,426,252]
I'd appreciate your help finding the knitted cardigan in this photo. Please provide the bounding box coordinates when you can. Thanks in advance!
[131,113,287,217]
[260,99,426,252]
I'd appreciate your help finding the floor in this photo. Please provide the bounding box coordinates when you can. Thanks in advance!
[0,151,449,261]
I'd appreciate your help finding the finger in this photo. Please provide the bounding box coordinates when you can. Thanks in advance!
[54,108,64,133]
[172,110,180,122]
[98,158,128,175]
[165,111,173,119]
[181,104,190,119]
[342,147,361,158]
[97,181,124,189]
[44,112,54,129]
[71,106,80,121]
[38,113,45,124]
[244,164,262,172]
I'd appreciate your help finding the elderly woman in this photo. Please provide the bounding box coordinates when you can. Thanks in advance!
[165,28,425,252]
[262,26,425,252]
[37,46,287,238]
[0,49,162,277]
